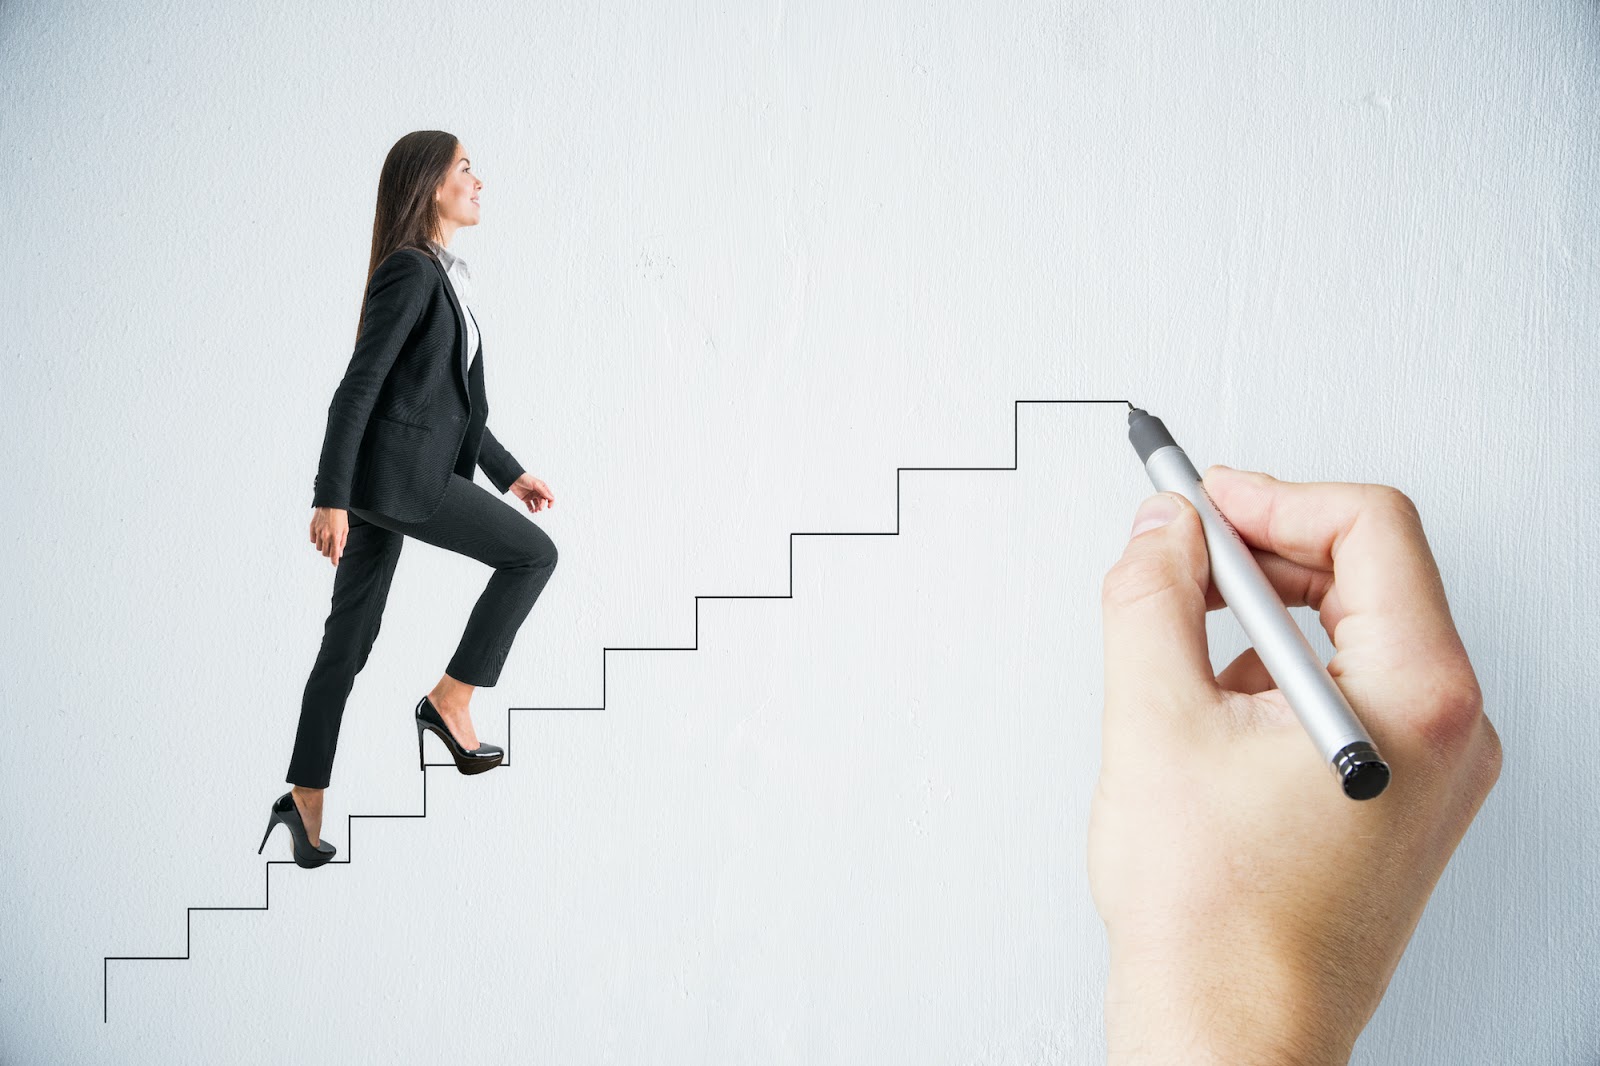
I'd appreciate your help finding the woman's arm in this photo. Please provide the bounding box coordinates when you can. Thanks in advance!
[477,424,525,494]
[311,250,432,511]
[482,426,553,515]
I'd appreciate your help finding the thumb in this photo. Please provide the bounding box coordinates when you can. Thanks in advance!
[1100,492,1221,749]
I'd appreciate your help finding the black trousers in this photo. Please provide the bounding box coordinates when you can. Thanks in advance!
[286,473,559,789]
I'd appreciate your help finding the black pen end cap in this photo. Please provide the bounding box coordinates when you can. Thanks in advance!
[1334,742,1391,800]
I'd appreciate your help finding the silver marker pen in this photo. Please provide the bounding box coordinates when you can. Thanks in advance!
[1126,405,1391,800]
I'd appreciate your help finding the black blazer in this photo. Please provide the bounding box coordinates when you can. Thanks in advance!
[312,246,525,524]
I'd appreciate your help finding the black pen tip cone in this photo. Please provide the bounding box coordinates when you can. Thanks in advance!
[1126,408,1175,461]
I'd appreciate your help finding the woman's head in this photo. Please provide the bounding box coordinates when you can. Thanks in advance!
[356,131,484,337]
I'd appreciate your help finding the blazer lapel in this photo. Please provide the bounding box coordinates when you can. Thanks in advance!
[427,252,471,398]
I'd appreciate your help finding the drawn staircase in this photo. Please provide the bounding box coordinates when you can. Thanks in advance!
[101,397,1132,1021]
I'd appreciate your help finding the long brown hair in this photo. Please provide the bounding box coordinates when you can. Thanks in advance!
[355,130,459,343]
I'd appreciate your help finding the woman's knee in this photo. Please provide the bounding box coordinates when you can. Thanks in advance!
[518,530,557,572]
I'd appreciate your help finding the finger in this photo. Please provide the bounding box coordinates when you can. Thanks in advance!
[1201,548,1348,645]
[1200,464,1476,727]
[1202,465,1456,640]
[1101,492,1221,754]
[1215,645,1275,695]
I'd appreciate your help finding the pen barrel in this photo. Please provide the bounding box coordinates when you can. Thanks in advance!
[1142,445,1377,763]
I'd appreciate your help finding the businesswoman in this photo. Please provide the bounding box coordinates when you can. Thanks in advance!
[258,131,559,868]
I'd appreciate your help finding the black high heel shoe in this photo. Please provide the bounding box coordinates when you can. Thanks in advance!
[257,791,337,868]
[415,695,504,775]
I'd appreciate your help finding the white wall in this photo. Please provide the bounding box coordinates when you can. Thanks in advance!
[2,1,1595,1061]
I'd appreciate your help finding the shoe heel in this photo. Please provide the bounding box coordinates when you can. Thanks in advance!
[257,813,279,855]
[416,718,427,771]
[259,791,335,868]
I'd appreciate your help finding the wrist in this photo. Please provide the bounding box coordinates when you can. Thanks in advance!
[1104,950,1356,1066]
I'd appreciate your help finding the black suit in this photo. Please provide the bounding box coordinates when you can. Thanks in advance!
[312,246,524,523]
[288,245,559,789]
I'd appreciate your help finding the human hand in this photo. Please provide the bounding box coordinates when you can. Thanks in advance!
[1090,466,1502,1064]
[510,473,555,513]
[309,506,349,566]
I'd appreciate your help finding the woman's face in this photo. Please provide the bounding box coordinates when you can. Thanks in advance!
[435,144,482,231]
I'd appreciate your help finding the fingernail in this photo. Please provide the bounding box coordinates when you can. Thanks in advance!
[1130,493,1182,537]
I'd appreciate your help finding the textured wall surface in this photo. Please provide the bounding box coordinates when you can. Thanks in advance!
[2,1,1595,1062]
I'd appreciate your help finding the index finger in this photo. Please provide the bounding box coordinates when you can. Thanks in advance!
[1200,465,1476,717]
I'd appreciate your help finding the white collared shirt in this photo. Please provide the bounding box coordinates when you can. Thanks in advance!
[428,239,479,368]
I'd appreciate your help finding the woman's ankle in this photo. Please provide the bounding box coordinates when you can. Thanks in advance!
[430,674,476,712]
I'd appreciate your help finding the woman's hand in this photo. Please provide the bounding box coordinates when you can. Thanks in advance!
[309,506,350,566]
[509,473,555,513]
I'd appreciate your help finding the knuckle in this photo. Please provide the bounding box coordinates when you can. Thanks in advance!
[1372,484,1423,526]
[1417,666,1486,751]
[1474,713,1504,789]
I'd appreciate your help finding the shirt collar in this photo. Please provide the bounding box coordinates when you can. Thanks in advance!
[428,239,469,279]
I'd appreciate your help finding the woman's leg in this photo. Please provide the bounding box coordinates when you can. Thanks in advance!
[285,512,406,842]
[353,473,558,747]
